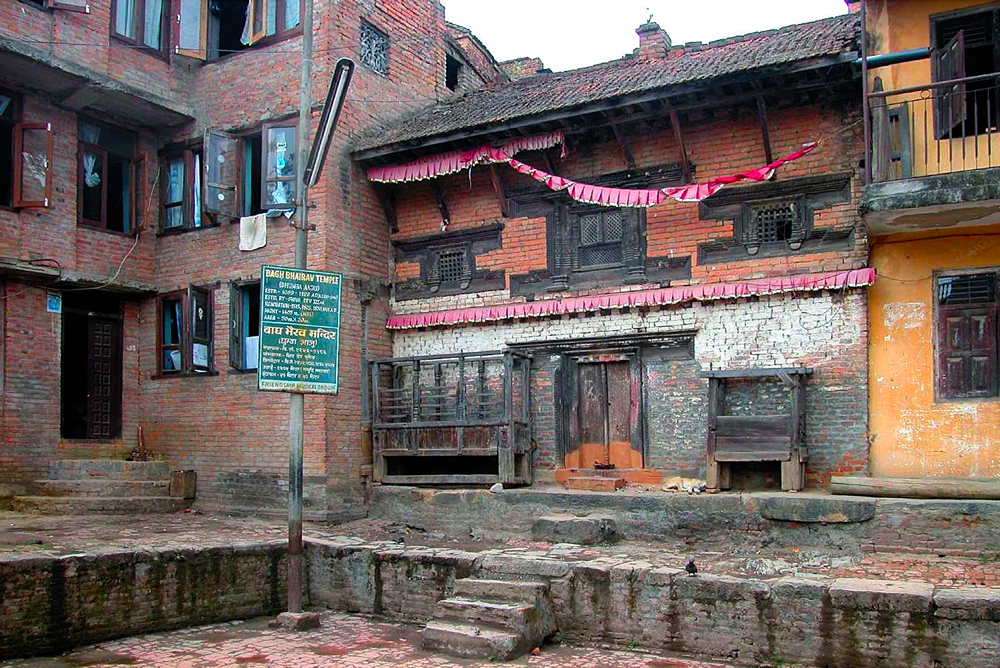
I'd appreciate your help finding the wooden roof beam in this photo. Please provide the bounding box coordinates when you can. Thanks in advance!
[669,110,692,183]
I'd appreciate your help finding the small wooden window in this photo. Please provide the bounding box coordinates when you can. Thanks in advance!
[111,0,169,56]
[78,121,137,233]
[429,247,470,292]
[230,281,261,371]
[161,148,203,232]
[360,20,389,75]
[203,128,240,218]
[936,272,999,400]
[157,286,214,375]
[741,198,806,255]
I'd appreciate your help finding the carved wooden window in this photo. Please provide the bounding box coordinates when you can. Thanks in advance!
[360,20,388,75]
[430,247,471,292]
[742,198,806,255]
[936,272,998,400]
[574,209,625,269]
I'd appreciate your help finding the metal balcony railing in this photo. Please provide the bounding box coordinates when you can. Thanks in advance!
[869,74,1000,183]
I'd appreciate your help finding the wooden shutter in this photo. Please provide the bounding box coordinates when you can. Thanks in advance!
[248,0,270,45]
[49,0,91,12]
[13,122,53,208]
[203,129,240,218]
[230,282,243,370]
[934,29,967,139]
[938,305,998,399]
[176,0,207,59]
[189,286,213,372]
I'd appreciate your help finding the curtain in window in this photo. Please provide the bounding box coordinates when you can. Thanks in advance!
[193,153,202,227]
[81,123,102,188]
[267,0,276,36]
[115,0,137,38]
[0,95,10,117]
[121,162,131,234]
[240,1,252,45]
[284,0,299,30]
[143,0,163,49]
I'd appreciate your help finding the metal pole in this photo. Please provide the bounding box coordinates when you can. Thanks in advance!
[861,0,871,185]
[287,0,314,615]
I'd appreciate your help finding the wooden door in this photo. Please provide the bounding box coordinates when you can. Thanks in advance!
[567,361,641,469]
[86,317,121,439]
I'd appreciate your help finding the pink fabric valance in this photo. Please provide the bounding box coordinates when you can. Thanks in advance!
[367,130,818,206]
[387,268,876,330]
[367,132,567,183]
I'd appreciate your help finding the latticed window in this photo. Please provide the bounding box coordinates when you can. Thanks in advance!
[360,20,388,75]
[747,200,796,244]
[575,209,625,268]
[437,249,468,284]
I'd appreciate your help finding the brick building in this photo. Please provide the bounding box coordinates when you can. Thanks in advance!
[355,14,872,490]
[0,0,500,516]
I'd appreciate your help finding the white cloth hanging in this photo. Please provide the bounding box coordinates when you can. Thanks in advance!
[239,212,267,251]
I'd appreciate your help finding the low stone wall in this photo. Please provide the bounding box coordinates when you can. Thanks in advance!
[0,541,289,659]
[304,539,1000,668]
[369,486,1000,556]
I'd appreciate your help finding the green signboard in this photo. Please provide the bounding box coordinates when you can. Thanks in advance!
[258,265,342,394]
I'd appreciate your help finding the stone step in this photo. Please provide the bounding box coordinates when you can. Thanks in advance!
[47,459,171,481]
[434,597,537,633]
[452,578,548,604]
[35,479,170,498]
[11,496,187,515]
[422,620,523,661]
[563,476,625,492]
[532,513,619,545]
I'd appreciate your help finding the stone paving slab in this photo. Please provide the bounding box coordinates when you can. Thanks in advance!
[1,612,735,668]
[2,511,999,587]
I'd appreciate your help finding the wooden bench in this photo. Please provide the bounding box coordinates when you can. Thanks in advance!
[703,367,812,492]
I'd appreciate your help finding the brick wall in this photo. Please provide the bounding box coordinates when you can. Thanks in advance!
[0,540,290,660]
[393,290,869,485]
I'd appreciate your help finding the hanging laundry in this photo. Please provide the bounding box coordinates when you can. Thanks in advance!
[239,212,267,251]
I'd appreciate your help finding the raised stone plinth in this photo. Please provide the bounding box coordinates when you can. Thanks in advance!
[531,513,618,545]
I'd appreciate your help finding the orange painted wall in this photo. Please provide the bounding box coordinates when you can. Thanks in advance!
[868,226,1000,478]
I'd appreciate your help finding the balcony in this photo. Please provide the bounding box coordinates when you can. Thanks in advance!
[369,350,533,486]
[861,75,1000,234]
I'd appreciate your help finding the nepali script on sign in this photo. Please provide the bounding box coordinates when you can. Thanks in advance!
[258,265,342,394]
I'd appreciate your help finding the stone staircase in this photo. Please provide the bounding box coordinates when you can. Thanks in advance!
[422,577,553,660]
[12,460,187,514]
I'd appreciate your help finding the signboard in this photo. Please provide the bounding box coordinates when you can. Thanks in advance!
[258,265,342,394]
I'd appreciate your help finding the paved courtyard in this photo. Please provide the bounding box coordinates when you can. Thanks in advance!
[3,612,732,668]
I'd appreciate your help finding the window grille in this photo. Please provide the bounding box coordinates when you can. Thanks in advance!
[747,200,797,245]
[437,250,467,283]
[360,21,388,75]
[576,209,625,268]
[939,273,997,305]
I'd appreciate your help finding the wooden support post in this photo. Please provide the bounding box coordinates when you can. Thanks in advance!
[756,96,774,169]
[433,181,450,228]
[411,361,420,450]
[457,354,465,453]
[489,165,509,217]
[705,376,722,490]
[375,185,398,233]
[669,110,692,183]
[612,124,636,169]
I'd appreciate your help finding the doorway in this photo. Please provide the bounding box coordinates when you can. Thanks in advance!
[61,296,122,440]
[566,358,643,469]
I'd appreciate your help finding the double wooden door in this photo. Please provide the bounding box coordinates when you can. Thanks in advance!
[566,360,642,469]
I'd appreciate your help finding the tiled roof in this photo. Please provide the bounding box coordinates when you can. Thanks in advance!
[354,13,859,155]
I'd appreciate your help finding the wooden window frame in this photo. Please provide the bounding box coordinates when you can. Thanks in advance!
[109,0,170,60]
[229,279,261,372]
[741,196,807,255]
[1,90,22,210]
[13,122,54,209]
[254,0,304,48]
[571,206,627,271]
[155,286,215,377]
[159,147,206,233]
[934,268,1000,402]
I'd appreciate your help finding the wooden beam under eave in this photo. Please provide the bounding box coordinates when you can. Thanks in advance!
[433,181,451,227]
[489,165,509,218]
[611,124,636,170]
[669,110,692,183]
[375,185,398,234]
[756,95,774,173]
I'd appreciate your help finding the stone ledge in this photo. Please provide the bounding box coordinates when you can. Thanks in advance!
[755,493,876,523]
[828,578,933,613]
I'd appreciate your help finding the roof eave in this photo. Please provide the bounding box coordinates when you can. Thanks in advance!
[352,50,859,164]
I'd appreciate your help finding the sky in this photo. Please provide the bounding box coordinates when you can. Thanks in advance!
[441,0,850,73]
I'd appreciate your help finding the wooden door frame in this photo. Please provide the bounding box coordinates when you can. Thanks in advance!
[559,347,644,468]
